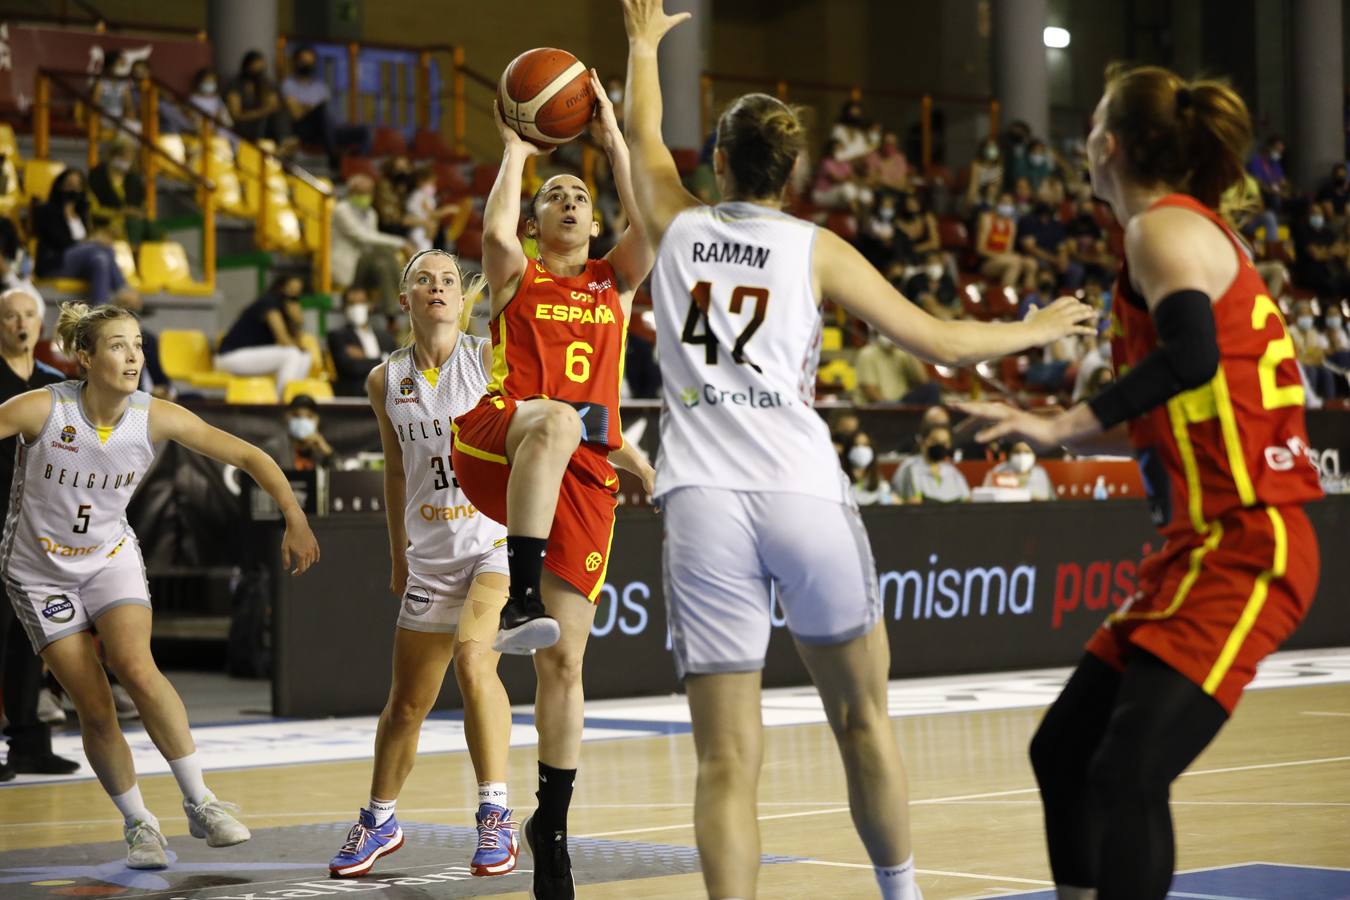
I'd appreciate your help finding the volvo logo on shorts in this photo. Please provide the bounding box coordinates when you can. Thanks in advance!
[403,587,432,617]
[41,594,75,623]
[585,551,604,573]
[399,377,416,397]
[60,425,77,443]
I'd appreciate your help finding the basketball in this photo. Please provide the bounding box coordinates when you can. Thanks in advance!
[498,47,596,145]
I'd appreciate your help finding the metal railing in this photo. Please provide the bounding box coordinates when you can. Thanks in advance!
[34,67,219,288]
[699,72,1000,170]
[34,68,337,292]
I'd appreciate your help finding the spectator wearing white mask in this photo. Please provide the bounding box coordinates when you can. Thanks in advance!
[984,441,1056,501]
[846,438,899,506]
[1325,302,1350,366]
[1290,299,1337,401]
[326,286,395,396]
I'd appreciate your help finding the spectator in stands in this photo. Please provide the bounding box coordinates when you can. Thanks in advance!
[854,328,938,405]
[227,50,288,146]
[893,191,941,265]
[865,131,909,196]
[1012,176,1035,217]
[178,67,232,134]
[903,252,960,320]
[1064,198,1116,287]
[1318,162,1350,222]
[1021,139,1055,192]
[830,100,880,162]
[285,394,336,471]
[812,138,872,213]
[967,137,1004,211]
[1000,120,1034,190]
[215,274,313,399]
[1247,135,1291,215]
[88,137,149,244]
[857,192,902,271]
[91,50,132,129]
[1290,299,1339,400]
[846,439,899,506]
[1017,268,1059,321]
[375,155,415,236]
[405,165,462,252]
[1072,333,1114,402]
[1223,169,1279,247]
[332,174,414,320]
[895,425,969,503]
[1026,317,1080,392]
[0,218,42,306]
[1292,200,1350,298]
[1036,172,1067,207]
[327,286,395,396]
[829,410,862,462]
[34,170,139,309]
[975,192,1032,288]
[281,46,371,169]
[984,441,1055,500]
[889,404,953,491]
[1325,301,1350,367]
[1018,202,1076,289]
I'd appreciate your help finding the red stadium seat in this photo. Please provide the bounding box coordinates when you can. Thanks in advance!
[938,216,970,251]
[824,212,857,242]
[471,163,498,197]
[370,127,408,157]
[455,226,483,261]
[340,155,379,181]
[670,148,700,176]
[411,128,455,161]
[435,161,470,197]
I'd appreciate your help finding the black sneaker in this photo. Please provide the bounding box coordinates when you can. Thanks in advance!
[8,752,81,775]
[523,813,574,900]
[493,596,561,655]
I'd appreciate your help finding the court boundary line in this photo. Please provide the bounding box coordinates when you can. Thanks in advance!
[793,858,1054,886]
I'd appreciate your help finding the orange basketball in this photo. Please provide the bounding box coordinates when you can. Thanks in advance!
[498,47,596,145]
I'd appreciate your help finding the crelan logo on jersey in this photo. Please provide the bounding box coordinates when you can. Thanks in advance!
[680,383,785,409]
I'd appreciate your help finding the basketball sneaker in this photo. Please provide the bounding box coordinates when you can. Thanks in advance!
[329,809,404,877]
[124,818,168,869]
[470,803,519,876]
[183,794,251,847]
[523,813,574,899]
[493,596,561,654]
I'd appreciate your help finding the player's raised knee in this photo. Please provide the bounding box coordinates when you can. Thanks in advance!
[528,401,583,452]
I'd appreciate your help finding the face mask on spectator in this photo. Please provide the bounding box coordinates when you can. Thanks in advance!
[1309,214,1325,229]
[983,145,999,162]
[1328,315,1343,330]
[288,416,318,440]
[847,444,874,470]
[997,203,1015,218]
[199,80,217,95]
[878,205,895,221]
[346,304,369,327]
[925,443,950,462]
[1270,150,1282,162]
[1029,152,1047,166]
[1296,315,1314,330]
[925,263,944,281]
[1010,451,1035,474]
[110,158,132,174]
[296,60,316,76]
[349,194,372,209]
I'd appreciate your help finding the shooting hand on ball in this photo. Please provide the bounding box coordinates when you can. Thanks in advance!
[588,69,623,156]
[493,98,552,158]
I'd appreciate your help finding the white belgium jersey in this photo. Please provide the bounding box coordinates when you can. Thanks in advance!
[1,381,155,585]
[384,334,505,573]
[650,202,845,503]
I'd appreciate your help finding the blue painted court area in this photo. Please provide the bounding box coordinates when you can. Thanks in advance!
[1005,863,1350,899]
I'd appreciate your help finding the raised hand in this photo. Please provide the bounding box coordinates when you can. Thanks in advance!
[587,68,622,155]
[620,0,693,48]
[1029,296,1100,344]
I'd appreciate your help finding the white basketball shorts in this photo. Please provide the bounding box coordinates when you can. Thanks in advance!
[397,543,509,634]
[661,487,881,679]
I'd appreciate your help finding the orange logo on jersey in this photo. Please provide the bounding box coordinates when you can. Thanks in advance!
[419,502,478,521]
[39,536,97,557]
[535,303,618,326]
[585,551,604,572]
[59,425,76,444]
[399,377,416,397]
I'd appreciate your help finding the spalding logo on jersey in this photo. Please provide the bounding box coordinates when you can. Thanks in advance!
[42,594,75,623]
[60,425,76,444]
[403,586,432,617]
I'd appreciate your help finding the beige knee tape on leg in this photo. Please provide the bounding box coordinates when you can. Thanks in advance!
[457,580,508,644]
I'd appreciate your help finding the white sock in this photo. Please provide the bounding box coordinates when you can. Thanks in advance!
[875,855,919,900]
[110,784,158,829]
[478,782,508,808]
[368,796,397,826]
[167,752,211,805]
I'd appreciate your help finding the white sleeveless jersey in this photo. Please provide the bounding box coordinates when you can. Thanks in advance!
[650,202,845,503]
[1,381,155,585]
[384,334,505,573]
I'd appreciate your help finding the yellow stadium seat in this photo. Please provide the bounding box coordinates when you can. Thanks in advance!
[157,329,233,389]
[34,277,90,295]
[263,203,306,253]
[281,378,334,405]
[226,376,279,404]
[23,159,65,204]
[821,326,844,352]
[818,358,857,392]
[0,123,16,157]
[0,155,22,215]
[157,134,189,180]
[111,240,141,289]
[289,175,332,219]
[137,241,214,297]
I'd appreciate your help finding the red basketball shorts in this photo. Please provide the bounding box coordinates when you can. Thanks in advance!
[1087,504,1318,714]
[451,395,618,601]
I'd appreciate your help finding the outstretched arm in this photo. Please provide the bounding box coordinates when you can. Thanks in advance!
[621,0,701,246]
[590,69,655,306]
[150,399,320,574]
[813,227,1096,367]
[0,390,53,445]
[483,103,551,311]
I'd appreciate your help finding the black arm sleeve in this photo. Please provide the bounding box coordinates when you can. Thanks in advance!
[1087,289,1219,430]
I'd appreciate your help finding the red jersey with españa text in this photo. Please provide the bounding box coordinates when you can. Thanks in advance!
[488,257,627,450]
[1110,194,1322,537]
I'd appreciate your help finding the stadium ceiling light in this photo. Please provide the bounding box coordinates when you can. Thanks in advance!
[1044,26,1071,49]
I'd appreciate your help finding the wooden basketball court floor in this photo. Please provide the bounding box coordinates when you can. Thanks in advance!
[1,648,1347,899]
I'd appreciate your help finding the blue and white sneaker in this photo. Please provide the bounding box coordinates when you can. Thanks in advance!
[470,803,519,876]
[329,809,404,877]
